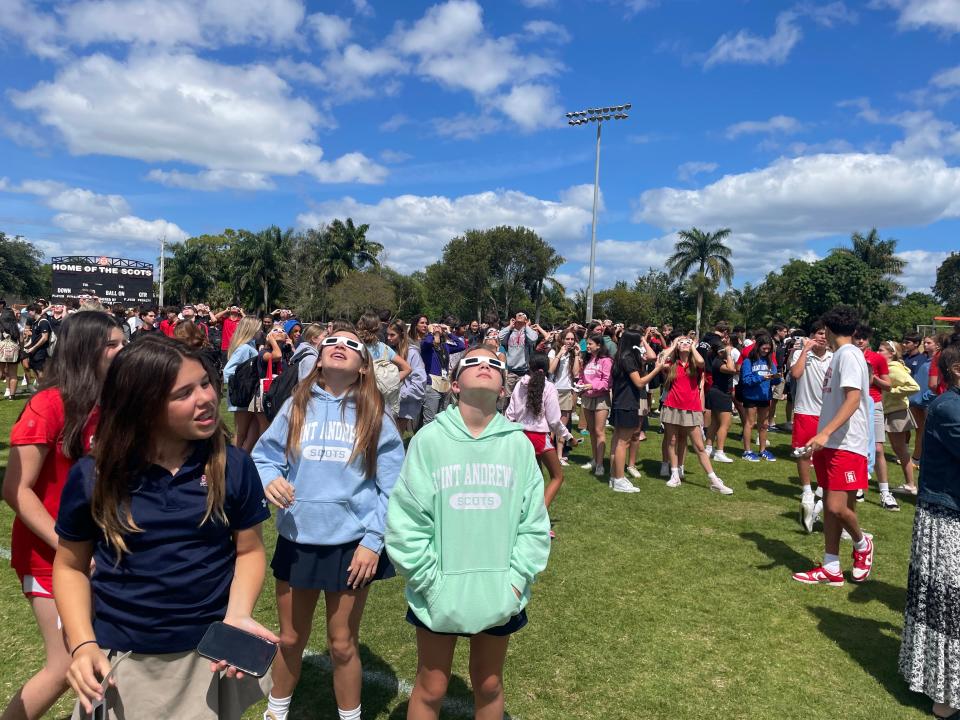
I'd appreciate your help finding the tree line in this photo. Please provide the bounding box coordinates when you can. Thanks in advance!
[1,225,958,340]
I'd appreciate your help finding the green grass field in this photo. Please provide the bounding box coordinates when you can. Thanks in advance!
[0,396,930,720]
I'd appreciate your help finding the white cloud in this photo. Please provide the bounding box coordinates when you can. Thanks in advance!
[433,113,502,139]
[932,65,960,88]
[638,153,960,245]
[522,20,571,43]
[878,0,960,34]
[899,249,949,293]
[0,0,63,59]
[58,0,306,48]
[146,169,276,191]
[12,51,386,184]
[306,12,352,51]
[518,0,555,6]
[558,184,604,212]
[297,186,593,273]
[380,113,412,132]
[2,177,189,245]
[725,115,803,139]
[0,116,46,149]
[496,84,562,131]
[677,161,718,182]
[380,149,413,164]
[352,0,374,17]
[705,3,855,68]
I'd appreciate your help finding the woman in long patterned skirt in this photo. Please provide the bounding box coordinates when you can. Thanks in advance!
[900,341,960,719]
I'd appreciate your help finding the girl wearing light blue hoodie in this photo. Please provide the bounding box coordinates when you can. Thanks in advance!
[252,328,404,720]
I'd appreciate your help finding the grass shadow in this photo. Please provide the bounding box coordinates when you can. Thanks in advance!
[739,530,812,572]
[293,644,399,719]
[848,578,907,615]
[746,478,801,501]
[385,673,519,720]
[807,606,926,712]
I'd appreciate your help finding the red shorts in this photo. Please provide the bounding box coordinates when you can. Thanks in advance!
[792,413,819,449]
[812,448,868,491]
[16,572,53,599]
[523,431,554,456]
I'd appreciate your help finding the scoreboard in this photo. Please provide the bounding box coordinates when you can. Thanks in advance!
[51,256,154,306]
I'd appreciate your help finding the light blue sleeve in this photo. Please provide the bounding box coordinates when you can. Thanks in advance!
[402,346,427,402]
[223,343,255,384]
[360,417,406,554]
[297,351,318,381]
[251,404,291,488]
[381,342,396,362]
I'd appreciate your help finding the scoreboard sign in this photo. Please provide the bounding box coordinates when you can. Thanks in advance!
[51,256,154,305]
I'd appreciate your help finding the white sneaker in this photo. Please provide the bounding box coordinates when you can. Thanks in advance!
[659,462,669,478]
[571,412,579,423]
[712,451,734,463]
[841,529,874,541]
[626,465,642,479]
[19,377,27,387]
[593,463,605,477]
[710,479,734,495]
[801,495,815,533]
[2,389,8,398]
[705,444,714,457]
[610,477,640,493]
[813,498,823,523]
[679,466,686,478]
[880,491,900,512]
[666,475,681,488]
[580,460,595,470]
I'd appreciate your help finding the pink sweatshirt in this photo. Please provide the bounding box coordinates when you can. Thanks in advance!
[506,375,573,440]
[580,356,613,397]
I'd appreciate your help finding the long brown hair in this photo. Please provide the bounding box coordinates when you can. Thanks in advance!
[665,347,700,388]
[284,327,385,480]
[27,311,120,459]
[92,335,228,560]
[227,316,261,359]
[388,319,410,359]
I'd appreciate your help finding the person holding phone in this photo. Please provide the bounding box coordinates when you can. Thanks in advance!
[53,335,275,719]
[252,327,404,720]
[740,335,781,462]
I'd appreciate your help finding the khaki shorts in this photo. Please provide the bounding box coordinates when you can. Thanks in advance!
[581,394,611,412]
[885,408,917,434]
[72,649,271,720]
[771,381,787,401]
[557,389,576,412]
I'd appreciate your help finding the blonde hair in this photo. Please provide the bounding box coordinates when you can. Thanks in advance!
[301,323,326,345]
[227,316,262,359]
[881,340,903,362]
[284,328,386,479]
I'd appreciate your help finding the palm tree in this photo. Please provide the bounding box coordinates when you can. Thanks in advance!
[232,226,292,310]
[832,228,905,297]
[665,227,734,337]
[319,218,383,286]
[163,237,215,305]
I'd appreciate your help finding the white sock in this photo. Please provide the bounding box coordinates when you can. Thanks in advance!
[708,472,719,482]
[670,467,680,480]
[705,445,713,454]
[814,486,823,499]
[338,706,361,720]
[679,466,686,478]
[802,484,813,498]
[823,554,840,574]
[267,694,292,720]
[854,535,869,552]
[878,482,890,494]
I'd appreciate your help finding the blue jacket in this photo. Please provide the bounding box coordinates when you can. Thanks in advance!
[251,386,405,553]
[919,386,960,512]
[740,356,781,402]
[909,355,936,408]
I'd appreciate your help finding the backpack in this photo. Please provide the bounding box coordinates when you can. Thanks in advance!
[373,357,402,416]
[263,353,308,421]
[0,335,17,363]
[228,356,261,408]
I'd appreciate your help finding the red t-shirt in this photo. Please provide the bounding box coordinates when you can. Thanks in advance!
[863,349,889,404]
[220,316,240,350]
[8,389,99,582]
[665,361,703,412]
[929,352,947,395]
[159,319,176,337]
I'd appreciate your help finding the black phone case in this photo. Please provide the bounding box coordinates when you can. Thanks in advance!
[196,622,278,678]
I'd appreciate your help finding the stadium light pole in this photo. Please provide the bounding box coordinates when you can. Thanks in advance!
[158,234,166,308]
[565,104,631,323]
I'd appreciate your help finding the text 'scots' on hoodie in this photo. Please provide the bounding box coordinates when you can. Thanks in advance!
[251,385,405,554]
[385,406,550,635]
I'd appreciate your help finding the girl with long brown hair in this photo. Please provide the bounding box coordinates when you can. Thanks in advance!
[2,311,124,720]
[252,326,404,720]
[387,319,427,433]
[660,335,733,494]
[53,334,275,719]
[224,316,282,452]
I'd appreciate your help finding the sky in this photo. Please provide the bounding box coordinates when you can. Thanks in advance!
[0,0,958,297]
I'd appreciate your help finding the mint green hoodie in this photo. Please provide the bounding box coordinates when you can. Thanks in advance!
[385,406,550,635]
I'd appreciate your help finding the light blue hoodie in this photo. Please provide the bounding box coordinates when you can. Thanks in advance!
[251,386,405,553]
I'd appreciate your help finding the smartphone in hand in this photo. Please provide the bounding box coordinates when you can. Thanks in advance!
[197,621,278,678]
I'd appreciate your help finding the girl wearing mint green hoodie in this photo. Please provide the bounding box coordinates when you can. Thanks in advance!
[386,345,550,720]
[252,328,404,720]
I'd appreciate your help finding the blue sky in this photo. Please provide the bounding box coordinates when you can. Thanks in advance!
[1,0,958,296]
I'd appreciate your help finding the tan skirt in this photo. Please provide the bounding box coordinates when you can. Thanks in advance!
[886,408,918,433]
[72,649,272,720]
[557,389,576,412]
[660,405,703,427]
[581,394,611,412]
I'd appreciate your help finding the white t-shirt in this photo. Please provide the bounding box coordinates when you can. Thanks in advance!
[729,347,741,386]
[818,343,870,458]
[790,348,833,416]
[548,348,575,391]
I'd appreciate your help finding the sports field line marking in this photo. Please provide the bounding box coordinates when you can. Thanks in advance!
[0,546,9,560]
[303,649,519,719]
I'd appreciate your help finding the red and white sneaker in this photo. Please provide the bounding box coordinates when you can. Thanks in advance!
[792,565,845,587]
[851,536,875,583]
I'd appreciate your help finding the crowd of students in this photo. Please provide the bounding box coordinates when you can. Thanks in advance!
[1,295,959,720]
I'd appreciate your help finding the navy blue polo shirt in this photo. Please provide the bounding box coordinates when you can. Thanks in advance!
[56,444,270,654]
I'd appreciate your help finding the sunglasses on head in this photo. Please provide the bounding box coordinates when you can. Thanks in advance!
[321,335,366,355]
[457,355,506,374]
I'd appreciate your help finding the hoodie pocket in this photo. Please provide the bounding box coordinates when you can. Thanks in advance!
[277,500,365,544]
[425,570,520,635]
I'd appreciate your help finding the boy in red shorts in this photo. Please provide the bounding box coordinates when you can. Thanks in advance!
[793,306,875,586]
[789,320,832,532]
